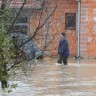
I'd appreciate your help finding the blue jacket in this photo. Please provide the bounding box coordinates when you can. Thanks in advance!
[58,37,69,57]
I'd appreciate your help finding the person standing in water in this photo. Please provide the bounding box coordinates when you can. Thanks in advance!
[57,32,70,65]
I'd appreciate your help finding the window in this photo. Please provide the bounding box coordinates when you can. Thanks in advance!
[12,16,29,34]
[17,17,28,23]
[12,25,28,34]
[26,0,37,2]
[65,13,76,30]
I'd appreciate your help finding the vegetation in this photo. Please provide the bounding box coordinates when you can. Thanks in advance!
[0,0,59,89]
[0,0,27,89]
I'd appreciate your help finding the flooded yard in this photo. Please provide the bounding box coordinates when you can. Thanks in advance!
[0,57,96,96]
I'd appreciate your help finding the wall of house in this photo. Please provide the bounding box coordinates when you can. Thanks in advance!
[81,0,96,58]
[29,10,45,49]
[44,0,78,56]
[16,0,96,58]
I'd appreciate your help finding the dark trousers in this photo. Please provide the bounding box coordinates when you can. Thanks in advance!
[57,55,68,65]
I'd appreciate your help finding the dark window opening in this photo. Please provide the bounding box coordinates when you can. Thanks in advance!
[65,13,76,30]
[17,17,28,23]
[12,16,29,34]
[12,25,28,34]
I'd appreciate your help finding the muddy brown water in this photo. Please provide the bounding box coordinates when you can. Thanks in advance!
[0,57,96,96]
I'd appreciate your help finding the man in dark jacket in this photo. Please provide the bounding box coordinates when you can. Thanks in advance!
[57,32,69,65]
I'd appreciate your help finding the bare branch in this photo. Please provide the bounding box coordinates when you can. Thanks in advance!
[17,0,59,49]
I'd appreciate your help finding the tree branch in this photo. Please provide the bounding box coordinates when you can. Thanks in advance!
[7,0,27,34]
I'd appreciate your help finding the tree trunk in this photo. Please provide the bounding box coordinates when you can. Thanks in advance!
[1,80,7,89]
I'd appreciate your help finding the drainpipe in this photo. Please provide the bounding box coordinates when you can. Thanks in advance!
[77,0,81,58]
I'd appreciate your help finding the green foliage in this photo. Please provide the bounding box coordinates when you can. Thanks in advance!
[0,7,15,88]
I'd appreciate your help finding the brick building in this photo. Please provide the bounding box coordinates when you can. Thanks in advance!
[8,0,96,58]
[37,0,96,58]
[35,0,96,58]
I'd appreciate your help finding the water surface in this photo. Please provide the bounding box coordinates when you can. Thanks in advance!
[0,58,96,96]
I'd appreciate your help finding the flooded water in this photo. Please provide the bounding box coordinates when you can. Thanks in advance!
[0,57,96,96]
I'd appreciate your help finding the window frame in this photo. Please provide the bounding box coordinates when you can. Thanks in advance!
[65,13,76,30]
[12,14,30,34]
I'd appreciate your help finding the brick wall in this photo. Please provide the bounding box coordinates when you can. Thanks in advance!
[81,0,96,58]
[29,0,96,58]
[44,0,78,56]
[29,10,45,49]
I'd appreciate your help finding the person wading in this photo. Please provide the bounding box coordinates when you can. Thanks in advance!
[56,32,70,65]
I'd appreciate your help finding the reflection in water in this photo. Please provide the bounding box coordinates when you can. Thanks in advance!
[0,58,96,96]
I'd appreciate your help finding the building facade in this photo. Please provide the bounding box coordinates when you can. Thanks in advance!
[9,0,96,58]
[42,0,96,58]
